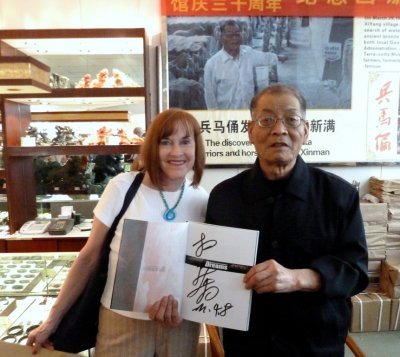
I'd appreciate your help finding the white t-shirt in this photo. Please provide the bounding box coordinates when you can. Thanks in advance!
[94,171,209,319]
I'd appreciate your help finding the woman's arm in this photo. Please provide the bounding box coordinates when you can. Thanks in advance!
[27,217,109,354]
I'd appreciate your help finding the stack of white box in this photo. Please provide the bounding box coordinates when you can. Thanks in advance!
[360,202,388,290]
[387,202,400,254]
[369,177,400,257]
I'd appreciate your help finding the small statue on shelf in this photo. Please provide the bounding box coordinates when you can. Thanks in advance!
[74,68,140,89]
[112,68,140,88]
[75,73,92,88]
[64,126,80,145]
[117,129,132,145]
[91,68,111,88]
[36,130,52,146]
[51,126,79,146]
[132,126,145,144]
[24,126,42,145]
[94,126,112,145]
[25,125,38,138]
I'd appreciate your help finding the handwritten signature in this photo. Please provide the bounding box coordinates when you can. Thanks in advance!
[193,302,234,317]
[192,233,217,257]
[188,232,233,317]
[187,267,219,304]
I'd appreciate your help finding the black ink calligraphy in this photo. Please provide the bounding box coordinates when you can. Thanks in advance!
[187,267,219,304]
[188,231,234,318]
[192,232,217,257]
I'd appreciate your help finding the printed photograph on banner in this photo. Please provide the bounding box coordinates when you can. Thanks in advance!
[167,16,354,110]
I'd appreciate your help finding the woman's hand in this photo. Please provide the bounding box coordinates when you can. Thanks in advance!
[26,321,55,354]
[147,295,183,328]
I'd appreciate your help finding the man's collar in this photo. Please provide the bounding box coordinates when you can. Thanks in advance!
[221,45,249,62]
[285,157,309,201]
[244,157,309,203]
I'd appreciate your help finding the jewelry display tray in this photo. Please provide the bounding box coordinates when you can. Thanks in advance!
[0,252,78,345]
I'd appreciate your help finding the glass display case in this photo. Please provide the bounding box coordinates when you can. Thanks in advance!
[0,252,77,345]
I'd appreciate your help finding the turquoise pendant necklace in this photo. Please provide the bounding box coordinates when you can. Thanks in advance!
[159,182,185,221]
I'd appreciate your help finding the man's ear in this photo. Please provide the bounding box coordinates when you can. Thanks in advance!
[303,120,310,144]
[248,120,255,144]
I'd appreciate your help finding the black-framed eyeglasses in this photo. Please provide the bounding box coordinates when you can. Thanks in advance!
[253,115,304,128]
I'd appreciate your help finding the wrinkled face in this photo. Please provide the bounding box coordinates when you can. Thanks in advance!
[248,92,309,174]
[159,125,195,188]
[221,24,242,56]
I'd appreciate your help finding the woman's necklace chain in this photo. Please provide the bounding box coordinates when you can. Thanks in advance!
[159,181,185,221]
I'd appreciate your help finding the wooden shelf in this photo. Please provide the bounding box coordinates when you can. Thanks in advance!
[0,28,150,235]
[0,28,146,40]
[6,144,141,157]
[2,237,88,253]
[5,87,146,99]
[31,110,130,122]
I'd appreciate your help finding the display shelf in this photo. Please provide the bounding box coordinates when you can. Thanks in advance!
[6,144,140,157]
[6,87,146,99]
[3,237,87,253]
[0,28,149,234]
[0,227,89,253]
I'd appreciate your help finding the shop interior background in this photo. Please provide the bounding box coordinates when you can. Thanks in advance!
[0,0,399,196]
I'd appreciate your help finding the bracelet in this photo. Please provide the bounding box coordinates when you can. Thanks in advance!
[25,324,40,334]
[6,325,24,336]
[12,285,24,290]
[18,335,28,344]
[1,335,17,343]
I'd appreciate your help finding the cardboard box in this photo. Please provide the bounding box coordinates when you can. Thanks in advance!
[385,233,400,249]
[368,260,382,274]
[381,277,400,298]
[364,223,388,234]
[368,249,386,261]
[350,292,391,332]
[365,232,386,250]
[383,259,400,285]
[360,203,388,227]
[380,261,399,298]
[390,298,400,331]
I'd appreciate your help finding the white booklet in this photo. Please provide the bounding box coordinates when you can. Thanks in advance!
[109,219,259,331]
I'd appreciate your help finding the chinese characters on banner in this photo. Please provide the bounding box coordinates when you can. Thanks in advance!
[162,0,400,18]
[367,73,400,160]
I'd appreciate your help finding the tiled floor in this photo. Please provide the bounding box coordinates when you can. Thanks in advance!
[78,331,400,356]
[345,331,400,356]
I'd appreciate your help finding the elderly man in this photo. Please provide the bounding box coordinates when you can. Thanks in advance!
[203,19,278,109]
[206,83,368,356]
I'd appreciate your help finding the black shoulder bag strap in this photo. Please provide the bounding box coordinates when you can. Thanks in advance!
[106,171,144,243]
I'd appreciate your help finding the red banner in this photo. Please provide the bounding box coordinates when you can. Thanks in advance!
[161,0,400,17]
